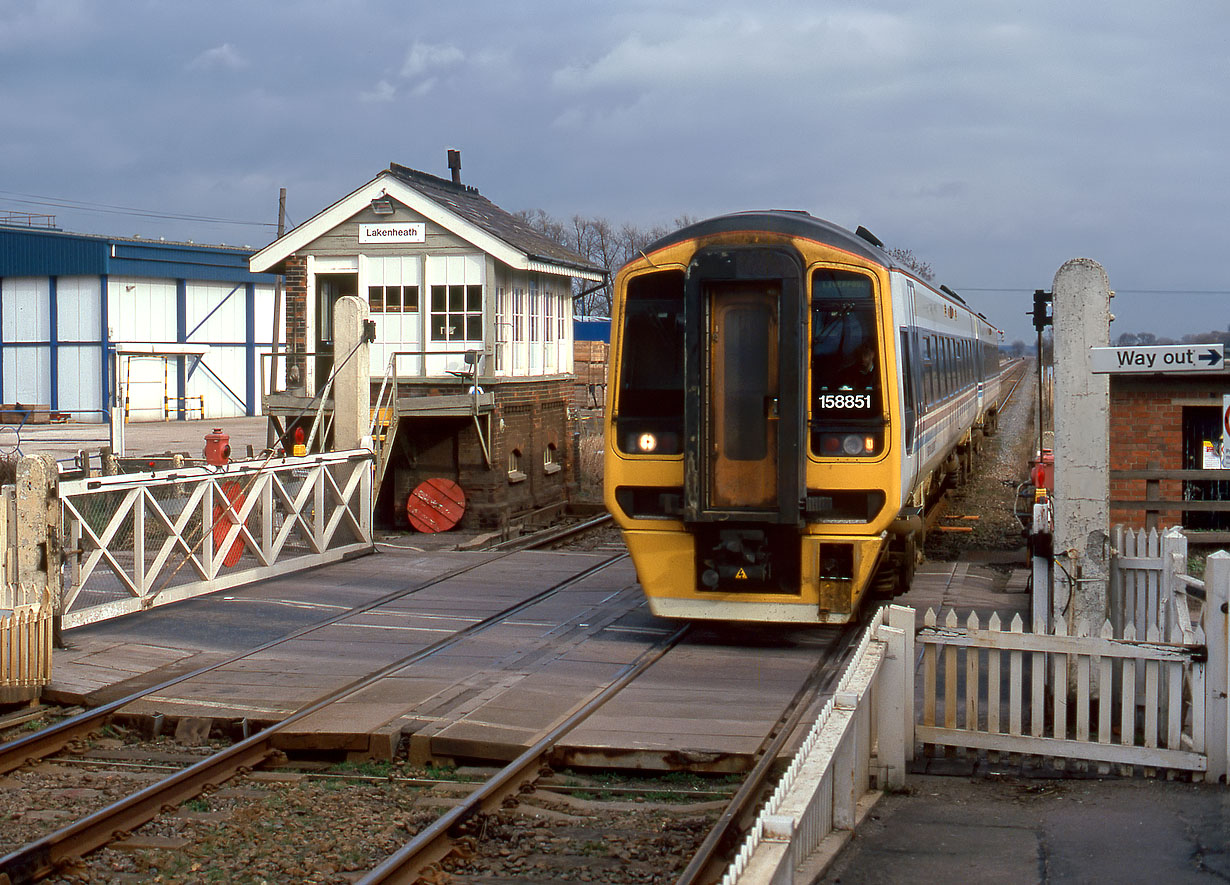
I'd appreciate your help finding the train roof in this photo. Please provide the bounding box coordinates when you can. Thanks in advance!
[643,210,1003,334]
[644,210,894,266]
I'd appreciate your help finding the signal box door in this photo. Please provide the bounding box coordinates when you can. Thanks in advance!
[706,282,780,510]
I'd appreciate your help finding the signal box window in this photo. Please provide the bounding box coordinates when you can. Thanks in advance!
[368,285,419,313]
[615,270,685,455]
[809,270,884,457]
[431,284,482,341]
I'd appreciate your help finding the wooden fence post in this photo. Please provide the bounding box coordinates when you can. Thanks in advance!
[1205,551,1229,783]
[874,619,907,790]
[887,604,916,763]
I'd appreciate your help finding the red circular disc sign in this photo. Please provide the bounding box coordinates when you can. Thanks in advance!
[406,478,466,533]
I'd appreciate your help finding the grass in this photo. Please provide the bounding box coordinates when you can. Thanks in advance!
[328,759,394,779]
[554,768,740,803]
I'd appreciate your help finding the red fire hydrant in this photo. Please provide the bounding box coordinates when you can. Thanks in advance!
[204,428,231,465]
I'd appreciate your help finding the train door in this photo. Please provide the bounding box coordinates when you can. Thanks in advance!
[706,282,780,510]
[683,247,803,525]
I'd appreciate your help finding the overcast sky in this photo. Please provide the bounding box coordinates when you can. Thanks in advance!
[2,0,1227,344]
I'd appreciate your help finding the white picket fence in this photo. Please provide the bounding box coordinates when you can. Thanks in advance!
[721,605,914,885]
[0,584,53,703]
[917,543,1229,780]
[1110,525,1199,644]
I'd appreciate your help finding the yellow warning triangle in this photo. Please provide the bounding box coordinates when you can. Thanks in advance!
[734,568,748,580]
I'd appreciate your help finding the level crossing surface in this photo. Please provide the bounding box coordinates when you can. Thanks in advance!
[42,542,1026,770]
[43,544,856,768]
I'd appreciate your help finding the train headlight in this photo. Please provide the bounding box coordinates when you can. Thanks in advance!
[621,428,680,455]
[818,432,881,457]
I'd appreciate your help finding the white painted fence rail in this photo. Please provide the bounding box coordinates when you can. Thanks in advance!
[58,449,375,629]
[721,605,914,885]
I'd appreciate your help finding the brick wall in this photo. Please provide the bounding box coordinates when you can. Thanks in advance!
[390,377,576,530]
[283,255,308,386]
[1109,375,1227,528]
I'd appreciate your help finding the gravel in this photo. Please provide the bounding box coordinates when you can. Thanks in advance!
[924,365,1038,562]
[0,722,728,884]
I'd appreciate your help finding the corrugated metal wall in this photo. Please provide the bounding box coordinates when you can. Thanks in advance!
[0,230,280,422]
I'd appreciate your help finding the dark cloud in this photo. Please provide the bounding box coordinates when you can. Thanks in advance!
[1,0,1226,341]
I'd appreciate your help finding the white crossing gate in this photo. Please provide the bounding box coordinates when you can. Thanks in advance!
[917,544,1229,780]
[916,608,1207,774]
[58,450,374,629]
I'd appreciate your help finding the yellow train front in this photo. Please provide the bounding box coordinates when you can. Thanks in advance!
[604,211,989,624]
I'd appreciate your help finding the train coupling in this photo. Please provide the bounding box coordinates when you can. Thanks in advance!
[700,529,770,588]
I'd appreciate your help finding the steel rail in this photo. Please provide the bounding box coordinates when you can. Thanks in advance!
[0,553,628,884]
[487,511,614,551]
[674,618,870,885]
[0,538,582,777]
[357,621,691,884]
[670,361,1031,882]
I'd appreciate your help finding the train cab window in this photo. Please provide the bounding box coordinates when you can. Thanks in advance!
[809,269,884,457]
[614,270,686,455]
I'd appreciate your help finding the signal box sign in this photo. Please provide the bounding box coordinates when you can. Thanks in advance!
[1089,344,1224,374]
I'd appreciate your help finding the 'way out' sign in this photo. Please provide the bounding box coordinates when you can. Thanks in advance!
[1089,344,1224,374]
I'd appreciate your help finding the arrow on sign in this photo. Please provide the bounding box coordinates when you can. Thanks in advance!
[1199,348,1223,367]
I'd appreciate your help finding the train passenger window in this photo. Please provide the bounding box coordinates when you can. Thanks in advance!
[614,270,686,455]
[944,338,953,396]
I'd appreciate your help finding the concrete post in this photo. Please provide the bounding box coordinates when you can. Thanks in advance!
[16,454,63,643]
[332,295,371,452]
[1051,259,1112,632]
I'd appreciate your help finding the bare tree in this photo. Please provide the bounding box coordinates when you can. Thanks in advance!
[518,210,699,317]
[887,247,934,282]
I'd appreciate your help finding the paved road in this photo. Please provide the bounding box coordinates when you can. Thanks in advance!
[821,773,1228,883]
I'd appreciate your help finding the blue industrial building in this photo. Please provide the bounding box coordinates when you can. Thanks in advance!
[0,223,279,422]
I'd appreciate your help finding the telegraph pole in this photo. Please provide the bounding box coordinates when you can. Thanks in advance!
[267,188,287,448]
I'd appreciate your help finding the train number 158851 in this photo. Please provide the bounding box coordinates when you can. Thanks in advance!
[818,393,871,410]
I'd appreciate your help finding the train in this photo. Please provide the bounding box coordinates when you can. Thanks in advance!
[603,211,1008,624]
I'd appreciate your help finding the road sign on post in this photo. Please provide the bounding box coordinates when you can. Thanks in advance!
[1089,343,1224,374]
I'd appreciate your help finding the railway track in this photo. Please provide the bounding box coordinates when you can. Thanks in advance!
[0,535,868,883]
[0,539,633,882]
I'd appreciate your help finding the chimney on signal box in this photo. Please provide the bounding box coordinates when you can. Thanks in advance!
[447,149,461,185]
